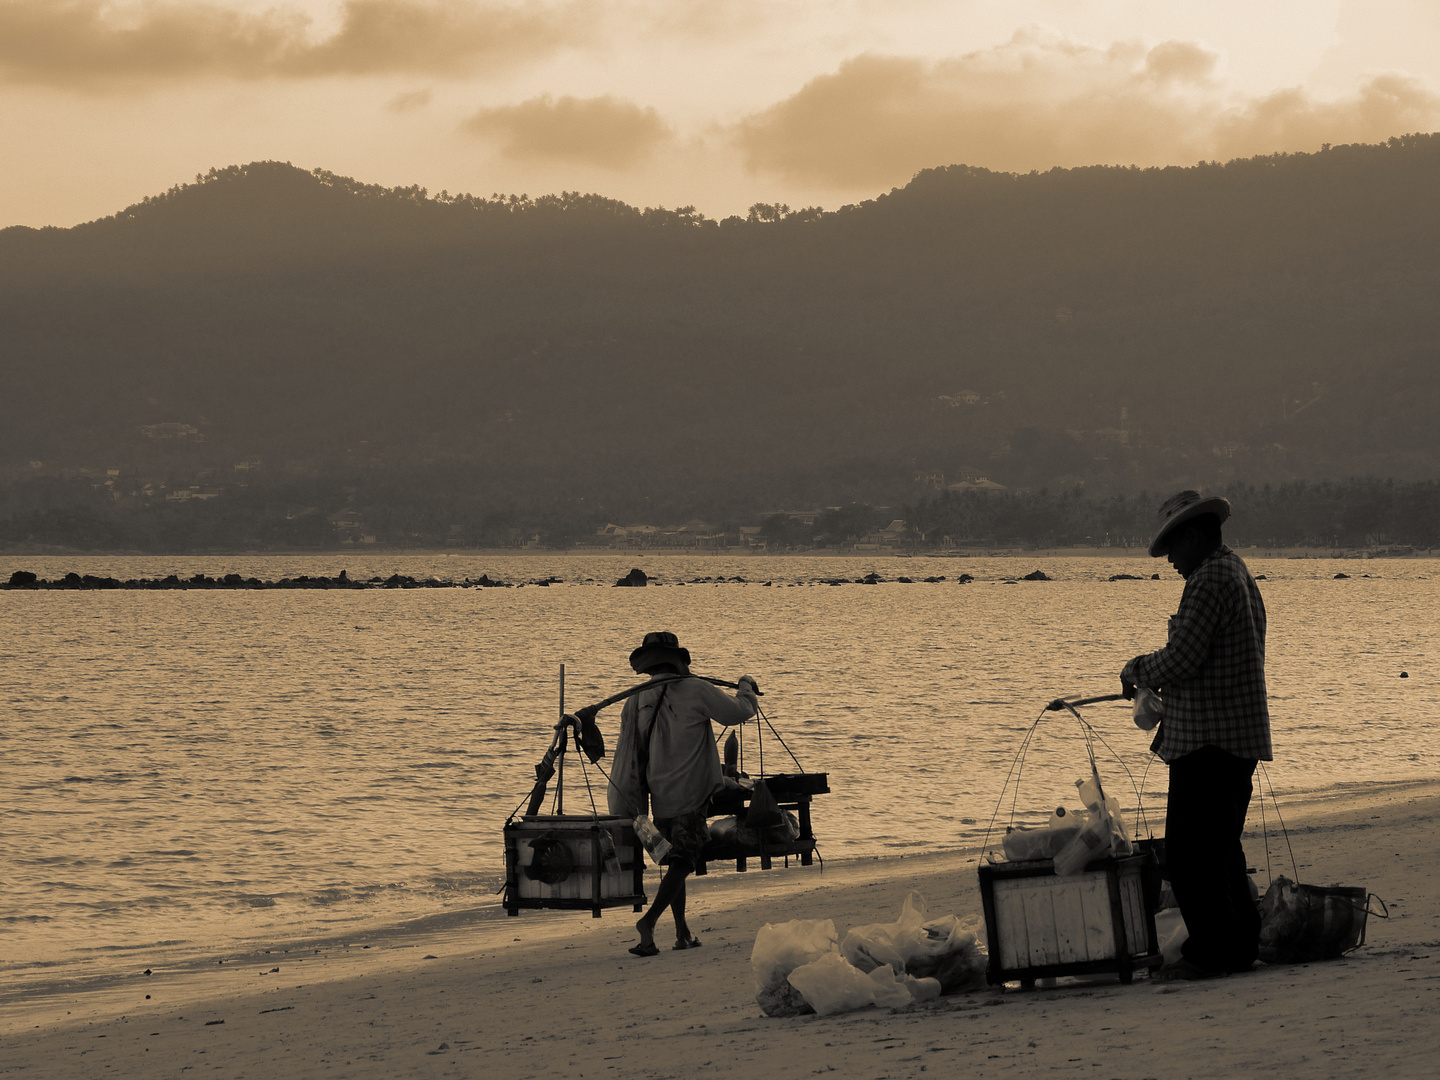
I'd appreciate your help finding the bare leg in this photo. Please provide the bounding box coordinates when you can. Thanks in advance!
[636,862,691,949]
[670,877,690,945]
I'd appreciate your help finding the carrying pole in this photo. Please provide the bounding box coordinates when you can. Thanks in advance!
[555,664,565,813]
[1045,693,1125,712]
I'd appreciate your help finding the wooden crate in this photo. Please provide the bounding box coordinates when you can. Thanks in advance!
[503,815,646,918]
[978,852,1161,986]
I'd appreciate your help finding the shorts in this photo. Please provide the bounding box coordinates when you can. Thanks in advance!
[654,810,709,870]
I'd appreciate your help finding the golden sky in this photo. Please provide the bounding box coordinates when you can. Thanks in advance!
[3,0,1438,226]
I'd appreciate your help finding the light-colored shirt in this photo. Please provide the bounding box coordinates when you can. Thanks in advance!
[607,677,757,818]
[1122,545,1272,763]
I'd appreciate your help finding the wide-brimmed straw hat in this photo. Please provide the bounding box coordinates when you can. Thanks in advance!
[629,630,692,673]
[1149,490,1231,557]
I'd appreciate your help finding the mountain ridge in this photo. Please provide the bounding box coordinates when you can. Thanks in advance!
[3,136,1439,546]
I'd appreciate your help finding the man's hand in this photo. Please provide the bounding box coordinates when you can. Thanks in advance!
[737,675,761,698]
[1121,677,1136,701]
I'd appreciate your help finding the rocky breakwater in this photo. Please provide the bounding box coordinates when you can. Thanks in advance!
[3,570,519,590]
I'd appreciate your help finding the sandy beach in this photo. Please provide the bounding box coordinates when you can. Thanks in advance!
[2,781,1436,1080]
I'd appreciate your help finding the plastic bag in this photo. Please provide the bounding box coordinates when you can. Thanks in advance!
[1079,773,1132,855]
[860,965,941,1009]
[905,974,943,1001]
[708,811,799,848]
[1052,809,1109,875]
[752,919,837,1017]
[746,778,785,830]
[841,890,928,973]
[1053,771,1132,875]
[1132,687,1163,730]
[1002,824,1081,862]
[768,950,938,1016]
[787,951,878,1016]
[1155,907,1189,966]
[866,965,915,1009]
[905,914,988,993]
[841,893,989,995]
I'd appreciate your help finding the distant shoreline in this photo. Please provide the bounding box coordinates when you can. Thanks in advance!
[2,545,1434,560]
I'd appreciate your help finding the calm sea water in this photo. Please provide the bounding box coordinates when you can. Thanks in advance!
[2,552,1436,983]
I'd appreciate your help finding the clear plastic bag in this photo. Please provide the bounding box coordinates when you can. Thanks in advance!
[1002,823,1081,861]
[866,964,916,1009]
[751,919,837,1016]
[1053,771,1133,875]
[906,914,988,993]
[1132,687,1163,730]
[1052,810,1109,875]
[787,951,878,1016]
[841,890,928,972]
[841,892,989,995]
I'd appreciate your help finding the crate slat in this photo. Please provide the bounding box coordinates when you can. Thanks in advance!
[979,853,1161,986]
[503,815,647,916]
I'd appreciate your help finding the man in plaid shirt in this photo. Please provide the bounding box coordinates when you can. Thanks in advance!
[1121,490,1272,979]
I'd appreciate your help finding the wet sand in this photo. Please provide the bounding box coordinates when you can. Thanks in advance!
[2,782,1437,1079]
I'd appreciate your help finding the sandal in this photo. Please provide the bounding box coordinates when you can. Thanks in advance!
[628,942,660,957]
[672,937,702,951]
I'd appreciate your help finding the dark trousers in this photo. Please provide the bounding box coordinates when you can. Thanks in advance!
[1166,745,1261,973]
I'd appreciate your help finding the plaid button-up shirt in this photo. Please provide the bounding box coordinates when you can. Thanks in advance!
[1122,545,1272,763]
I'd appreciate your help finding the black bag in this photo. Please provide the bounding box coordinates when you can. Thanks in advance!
[745,777,785,831]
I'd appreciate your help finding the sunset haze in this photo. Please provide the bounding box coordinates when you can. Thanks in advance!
[3,0,1439,226]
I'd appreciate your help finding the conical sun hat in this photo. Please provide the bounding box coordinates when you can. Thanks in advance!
[1149,490,1231,557]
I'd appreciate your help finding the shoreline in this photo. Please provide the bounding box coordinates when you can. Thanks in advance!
[4,778,1437,1077]
[2,546,1436,561]
[3,776,1427,1004]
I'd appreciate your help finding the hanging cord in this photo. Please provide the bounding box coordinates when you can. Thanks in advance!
[1137,752,1159,837]
[1054,700,1150,840]
[505,712,624,826]
[980,705,1053,860]
[714,700,809,776]
[505,721,567,825]
[754,699,765,776]
[1257,764,1270,881]
[756,702,807,772]
[981,697,1149,861]
[1257,761,1299,881]
[746,702,825,869]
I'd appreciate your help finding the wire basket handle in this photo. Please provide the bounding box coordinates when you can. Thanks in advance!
[980,694,1151,862]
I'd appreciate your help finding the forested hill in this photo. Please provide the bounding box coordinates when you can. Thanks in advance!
[3,134,1440,541]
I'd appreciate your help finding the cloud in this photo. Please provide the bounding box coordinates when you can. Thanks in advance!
[463,94,673,168]
[0,0,591,88]
[1143,40,1220,85]
[1213,74,1439,159]
[387,87,433,112]
[731,30,1440,188]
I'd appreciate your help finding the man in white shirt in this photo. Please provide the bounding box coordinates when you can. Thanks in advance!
[607,631,757,955]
